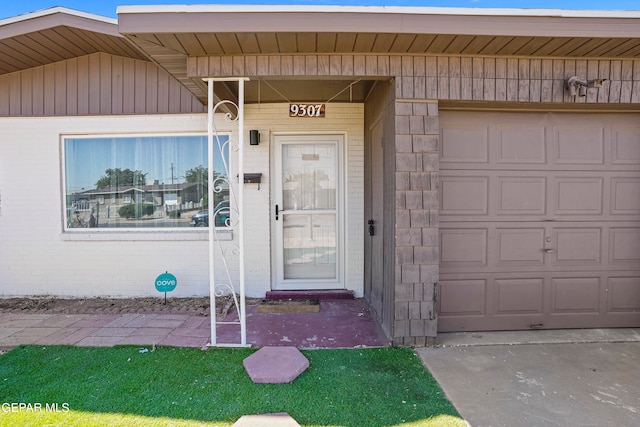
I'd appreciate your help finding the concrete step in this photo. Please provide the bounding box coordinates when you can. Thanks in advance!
[265,290,354,300]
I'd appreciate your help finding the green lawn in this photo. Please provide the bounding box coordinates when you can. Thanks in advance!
[0,345,465,427]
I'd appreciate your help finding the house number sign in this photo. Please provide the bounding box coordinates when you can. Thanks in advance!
[289,103,325,118]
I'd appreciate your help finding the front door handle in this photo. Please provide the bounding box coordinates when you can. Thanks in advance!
[368,219,374,236]
[275,204,279,221]
[544,248,555,254]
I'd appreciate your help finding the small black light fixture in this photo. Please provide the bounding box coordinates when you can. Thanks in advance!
[249,129,260,146]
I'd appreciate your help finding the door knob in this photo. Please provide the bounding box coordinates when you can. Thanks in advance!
[544,248,555,254]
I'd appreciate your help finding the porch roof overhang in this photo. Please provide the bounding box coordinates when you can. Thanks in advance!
[0,7,147,76]
[117,5,640,105]
[4,6,640,107]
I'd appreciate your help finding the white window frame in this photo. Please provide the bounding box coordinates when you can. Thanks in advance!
[61,132,232,239]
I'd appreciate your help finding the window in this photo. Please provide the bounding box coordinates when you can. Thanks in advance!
[63,134,229,230]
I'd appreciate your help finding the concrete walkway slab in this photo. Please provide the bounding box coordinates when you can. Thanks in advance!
[243,346,309,384]
[417,330,640,427]
[233,412,300,427]
[435,328,640,347]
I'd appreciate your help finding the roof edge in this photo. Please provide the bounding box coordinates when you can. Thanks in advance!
[116,4,640,19]
[0,6,121,40]
[0,7,117,26]
[117,4,640,39]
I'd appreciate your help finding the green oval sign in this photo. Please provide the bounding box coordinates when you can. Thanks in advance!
[155,272,177,293]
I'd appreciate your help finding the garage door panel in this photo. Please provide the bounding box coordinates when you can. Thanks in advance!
[497,177,547,215]
[438,273,546,332]
[611,178,640,214]
[440,223,640,274]
[609,228,640,263]
[440,176,488,215]
[440,229,487,267]
[494,278,544,315]
[612,127,640,165]
[608,277,640,313]
[441,125,489,163]
[553,228,602,265]
[438,272,614,331]
[497,126,546,164]
[551,277,601,313]
[442,172,640,222]
[496,228,545,266]
[554,126,605,165]
[439,111,640,332]
[438,279,486,316]
[554,177,603,215]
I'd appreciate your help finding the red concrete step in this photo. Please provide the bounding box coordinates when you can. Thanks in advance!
[265,290,354,300]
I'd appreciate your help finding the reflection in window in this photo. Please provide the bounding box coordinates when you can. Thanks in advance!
[282,144,336,211]
[64,134,229,230]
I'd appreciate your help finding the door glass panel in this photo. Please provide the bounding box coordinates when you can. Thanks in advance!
[281,141,338,281]
[283,214,337,280]
[282,144,336,210]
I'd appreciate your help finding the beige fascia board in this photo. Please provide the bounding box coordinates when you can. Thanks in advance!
[117,5,640,39]
[0,7,119,39]
[116,4,640,18]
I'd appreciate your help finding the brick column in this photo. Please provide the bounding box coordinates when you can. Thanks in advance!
[393,98,439,347]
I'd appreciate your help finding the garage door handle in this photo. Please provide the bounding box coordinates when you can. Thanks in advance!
[544,248,555,254]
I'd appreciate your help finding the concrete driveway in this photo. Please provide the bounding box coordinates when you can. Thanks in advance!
[416,329,640,427]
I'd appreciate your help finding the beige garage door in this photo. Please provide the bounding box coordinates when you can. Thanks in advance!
[438,111,640,332]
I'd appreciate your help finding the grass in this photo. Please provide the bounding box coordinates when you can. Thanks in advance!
[0,345,465,427]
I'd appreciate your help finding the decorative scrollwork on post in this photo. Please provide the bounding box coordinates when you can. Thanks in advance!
[206,82,248,347]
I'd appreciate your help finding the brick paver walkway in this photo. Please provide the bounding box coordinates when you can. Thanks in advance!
[0,299,390,351]
[0,311,211,349]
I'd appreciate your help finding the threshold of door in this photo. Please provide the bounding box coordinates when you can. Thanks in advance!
[265,290,354,300]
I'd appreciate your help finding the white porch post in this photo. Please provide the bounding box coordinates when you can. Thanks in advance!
[206,78,217,345]
[206,77,248,347]
[237,79,247,346]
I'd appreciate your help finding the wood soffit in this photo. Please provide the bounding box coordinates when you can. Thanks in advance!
[3,7,640,105]
[122,30,640,104]
[116,8,640,59]
[121,32,640,59]
[0,10,147,75]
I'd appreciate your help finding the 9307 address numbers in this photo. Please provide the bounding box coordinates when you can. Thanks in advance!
[289,103,325,118]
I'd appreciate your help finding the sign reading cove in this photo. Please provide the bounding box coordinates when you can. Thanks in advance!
[155,272,177,293]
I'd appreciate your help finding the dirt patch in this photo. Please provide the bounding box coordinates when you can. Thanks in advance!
[0,296,260,317]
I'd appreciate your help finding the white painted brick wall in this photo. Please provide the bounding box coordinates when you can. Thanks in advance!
[0,103,364,298]
[243,103,365,297]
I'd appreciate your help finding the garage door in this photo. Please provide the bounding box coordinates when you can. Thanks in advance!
[438,111,640,332]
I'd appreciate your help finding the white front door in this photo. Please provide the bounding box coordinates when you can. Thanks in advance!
[273,134,344,290]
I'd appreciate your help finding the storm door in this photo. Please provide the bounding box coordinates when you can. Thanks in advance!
[273,134,344,290]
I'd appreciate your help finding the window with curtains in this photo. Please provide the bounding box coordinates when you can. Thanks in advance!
[63,134,229,230]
